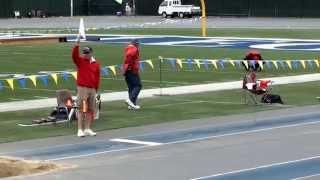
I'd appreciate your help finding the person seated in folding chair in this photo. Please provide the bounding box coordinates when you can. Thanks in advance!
[242,67,283,104]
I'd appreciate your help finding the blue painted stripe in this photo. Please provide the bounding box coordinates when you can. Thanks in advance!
[197,157,320,180]
[129,112,320,144]
[9,141,141,160]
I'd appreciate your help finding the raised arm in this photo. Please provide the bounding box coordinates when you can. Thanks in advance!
[72,35,81,65]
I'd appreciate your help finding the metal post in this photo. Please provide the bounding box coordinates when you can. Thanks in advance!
[159,56,163,96]
[200,0,207,37]
[70,0,73,17]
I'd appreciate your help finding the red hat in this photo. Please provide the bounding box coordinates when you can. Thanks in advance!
[246,49,260,56]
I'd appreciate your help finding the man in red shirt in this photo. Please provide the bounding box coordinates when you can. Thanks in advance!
[123,39,142,110]
[72,37,101,137]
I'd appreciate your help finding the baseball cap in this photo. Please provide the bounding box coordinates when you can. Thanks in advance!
[130,38,140,45]
[82,47,93,54]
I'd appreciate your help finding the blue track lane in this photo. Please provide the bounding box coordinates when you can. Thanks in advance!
[4,112,320,161]
[197,157,320,180]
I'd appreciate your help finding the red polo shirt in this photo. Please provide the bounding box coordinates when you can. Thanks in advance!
[72,45,100,90]
[123,44,140,74]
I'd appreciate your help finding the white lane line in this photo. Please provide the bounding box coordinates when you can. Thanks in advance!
[190,156,320,180]
[34,96,49,99]
[150,100,244,108]
[8,98,25,101]
[46,120,320,162]
[152,101,206,108]
[292,173,320,180]
[101,77,193,85]
[46,146,151,161]
[110,138,162,146]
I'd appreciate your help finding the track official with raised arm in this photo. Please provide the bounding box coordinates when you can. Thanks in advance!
[72,36,101,137]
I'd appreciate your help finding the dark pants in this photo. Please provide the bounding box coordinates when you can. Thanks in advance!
[124,70,142,105]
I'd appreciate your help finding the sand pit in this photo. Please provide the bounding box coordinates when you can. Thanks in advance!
[0,156,68,178]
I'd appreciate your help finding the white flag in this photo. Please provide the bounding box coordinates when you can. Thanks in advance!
[114,0,122,4]
[79,18,86,40]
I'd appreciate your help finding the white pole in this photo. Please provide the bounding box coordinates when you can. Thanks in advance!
[132,0,136,15]
[70,0,74,17]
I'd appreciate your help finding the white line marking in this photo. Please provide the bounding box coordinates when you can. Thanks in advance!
[46,146,150,161]
[47,120,320,161]
[292,173,320,180]
[150,100,244,108]
[34,96,49,99]
[101,77,192,85]
[190,155,320,180]
[8,98,25,101]
[110,138,162,146]
[152,101,206,108]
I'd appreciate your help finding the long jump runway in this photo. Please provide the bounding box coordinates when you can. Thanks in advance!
[1,106,320,180]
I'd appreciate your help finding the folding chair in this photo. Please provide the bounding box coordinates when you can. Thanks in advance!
[55,90,78,126]
[243,80,273,105]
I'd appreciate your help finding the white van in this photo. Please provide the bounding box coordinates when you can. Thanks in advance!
[158,0,201,18]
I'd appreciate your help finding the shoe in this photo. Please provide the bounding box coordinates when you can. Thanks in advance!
[125,99,135,108]
[77,129,85,137]
[84,129,97,136]
[127,105,140,110]
[134,105,140,109]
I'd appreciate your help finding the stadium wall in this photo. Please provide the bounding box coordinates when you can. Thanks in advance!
[0,0,320,18]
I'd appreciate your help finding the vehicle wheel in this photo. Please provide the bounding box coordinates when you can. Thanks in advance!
[162,12,167,18]
[179,12,184,18]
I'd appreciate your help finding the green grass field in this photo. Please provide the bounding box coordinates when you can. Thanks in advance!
[0,28,319,143]
[1,81,319,143]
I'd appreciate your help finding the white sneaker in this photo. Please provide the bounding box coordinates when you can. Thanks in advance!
[84,129,97,136]
[127,105,140,110]
[125,99,135,108]
[77,129,85,137]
